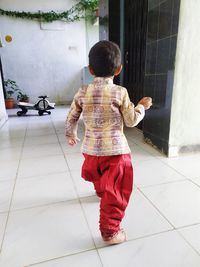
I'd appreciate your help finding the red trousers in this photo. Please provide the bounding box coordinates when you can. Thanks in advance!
[81,153,133,238]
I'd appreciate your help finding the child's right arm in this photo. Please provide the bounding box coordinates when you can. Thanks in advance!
[65,92,82,146]
[120,89,152,127]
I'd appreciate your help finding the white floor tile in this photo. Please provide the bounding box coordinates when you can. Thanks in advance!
[162,154,200,179]
[98,231,200,267]
[135,141,167,158]
[62,141,82,154]
[11,172,77,210]
[131,145,156,164]
[24,134,58,146]
[71,170,95,198]
[0,137,24,149]
[179,224,200,254]
[124,190,173,239]
[141,180,200,228]
[1,107,200,267]
[79,196,102,247]
[0,180,14,212]
[134,159,186,187]
[0,147,21,161]
[0,160,18,181]
[0,201,94,267]
[0,213,7,245]
[18,155,69,179]
[26,128,55,137]
[32,250,102,267]
[189,177,200,187]
[21,143,63,159]
[0,130,26,140]
[66,154,84,171]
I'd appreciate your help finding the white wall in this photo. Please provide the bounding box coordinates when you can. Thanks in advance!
[169,0,200,154]
[0,0,99,104]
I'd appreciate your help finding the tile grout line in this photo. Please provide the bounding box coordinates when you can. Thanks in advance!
[159,158,200,185]
[51,114,104,267]
[25,227,182,267]
[0,116,29,254]
[25,247,100,267]
[136,178,188,189]
[176,230,200,257]
[137,187,175,229]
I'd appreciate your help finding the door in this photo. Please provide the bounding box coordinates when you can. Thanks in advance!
[123,0,148,105]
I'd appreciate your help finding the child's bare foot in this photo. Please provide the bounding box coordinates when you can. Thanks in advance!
[103,229,126,245]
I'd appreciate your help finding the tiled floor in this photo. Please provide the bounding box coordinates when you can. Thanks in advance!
[0,107,200,267]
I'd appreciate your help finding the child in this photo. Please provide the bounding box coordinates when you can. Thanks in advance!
[65,40,152,245]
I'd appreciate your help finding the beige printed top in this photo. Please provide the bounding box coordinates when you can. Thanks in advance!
[65,77,145,156]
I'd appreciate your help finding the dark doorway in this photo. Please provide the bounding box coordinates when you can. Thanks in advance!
[123,0,148,104]
[108,0,148,104]
[108,0,148,129]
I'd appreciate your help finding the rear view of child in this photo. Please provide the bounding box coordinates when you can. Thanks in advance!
[65,40,152,245]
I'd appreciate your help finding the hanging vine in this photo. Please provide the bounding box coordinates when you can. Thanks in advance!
[0,0,99,23]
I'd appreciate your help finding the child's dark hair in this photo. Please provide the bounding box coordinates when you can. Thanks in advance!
[89,40,121,77]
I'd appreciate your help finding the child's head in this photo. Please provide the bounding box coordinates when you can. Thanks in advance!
[89,40,122,77]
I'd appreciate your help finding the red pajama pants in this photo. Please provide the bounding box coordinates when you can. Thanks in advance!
[81,153,133,238]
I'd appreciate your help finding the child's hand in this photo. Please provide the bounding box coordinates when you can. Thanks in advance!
[138,97,153,110]
[67,136,80,146]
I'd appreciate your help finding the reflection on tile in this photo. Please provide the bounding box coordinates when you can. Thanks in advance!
[156,38,171,74]
[148,0,160,11]
[11,172,77,210]
[158,0,173,39]
[147,6,159,43]
[144,75,155,98]
[155,74,167,108]
[98,231,200,267]
[145,0,180,155]
[141,180,200,228]
[169,36,178,70]
[0,201,94,267]
[146,42,157,74]
[172,0,181,35]
[33,250,102,267]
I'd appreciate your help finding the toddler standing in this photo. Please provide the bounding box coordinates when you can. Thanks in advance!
[65,40,152,245]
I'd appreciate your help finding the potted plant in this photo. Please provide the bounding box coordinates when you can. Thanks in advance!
[4,79,20,109]
[17,91,29,102]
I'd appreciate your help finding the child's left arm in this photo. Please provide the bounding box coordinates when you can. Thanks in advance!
[65,92,82,146]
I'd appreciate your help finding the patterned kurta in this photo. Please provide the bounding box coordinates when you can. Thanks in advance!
[65,77,145,156]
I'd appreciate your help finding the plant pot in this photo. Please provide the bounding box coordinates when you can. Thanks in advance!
[5,98,15,109]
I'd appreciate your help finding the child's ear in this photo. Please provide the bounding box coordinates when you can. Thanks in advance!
[88,65,95,76]
[114,65,123,76]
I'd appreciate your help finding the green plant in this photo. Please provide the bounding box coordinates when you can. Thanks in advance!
[17,91,29,102]
[4,79,20,99]
[0,0,99,23]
